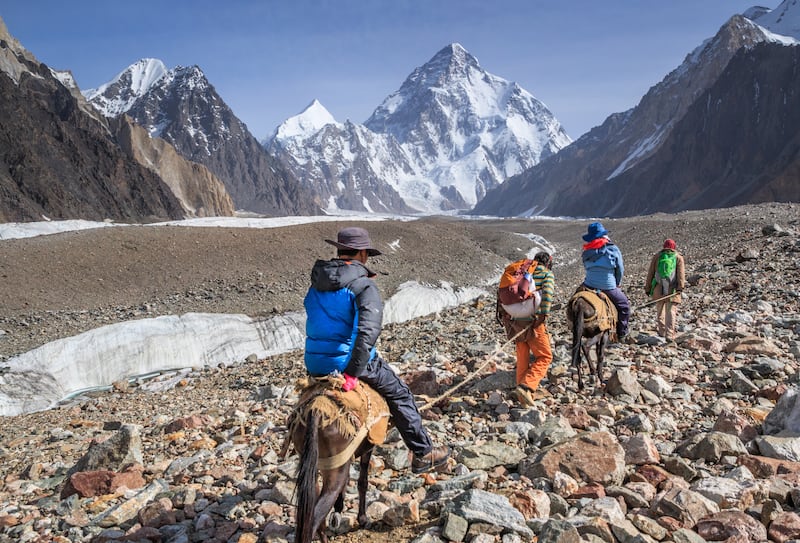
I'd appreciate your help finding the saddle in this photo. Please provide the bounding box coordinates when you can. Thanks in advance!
[567,286,618,333]
[286,375,391,450]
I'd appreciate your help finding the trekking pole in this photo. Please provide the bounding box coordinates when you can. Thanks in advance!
[632,291,679,311]
[419,321,533,412]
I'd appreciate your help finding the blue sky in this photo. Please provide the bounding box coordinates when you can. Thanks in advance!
[3,1,766,140]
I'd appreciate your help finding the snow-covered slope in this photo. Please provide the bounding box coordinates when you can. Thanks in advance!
[84,58,168,118]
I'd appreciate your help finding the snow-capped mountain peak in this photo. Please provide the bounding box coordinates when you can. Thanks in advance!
[265,99,337,144]
[749,0,800,41]
[267,42,571,214]
[83,58,168,117]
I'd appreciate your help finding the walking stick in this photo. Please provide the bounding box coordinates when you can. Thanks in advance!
[632,291,679,311]
[418,321,533,412]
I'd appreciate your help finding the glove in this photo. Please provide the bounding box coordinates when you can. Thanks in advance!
[342,373,358,392]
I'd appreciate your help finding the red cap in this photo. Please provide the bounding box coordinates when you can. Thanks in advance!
[663,239,676,250]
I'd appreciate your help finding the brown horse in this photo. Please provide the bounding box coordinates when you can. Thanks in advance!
[288,383,388,543]
[566,290,617,390]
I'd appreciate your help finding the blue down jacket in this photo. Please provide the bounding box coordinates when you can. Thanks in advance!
[582,241,625,291]
[303,259,382,377]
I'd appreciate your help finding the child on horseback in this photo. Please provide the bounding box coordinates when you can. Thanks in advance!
[580,222,631,342]
[304,227,450,474]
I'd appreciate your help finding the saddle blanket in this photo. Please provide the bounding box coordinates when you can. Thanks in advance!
[289,376,390,446]
[567,289,617,333]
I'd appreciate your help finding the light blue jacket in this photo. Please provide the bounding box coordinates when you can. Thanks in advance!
[582,241,624,291]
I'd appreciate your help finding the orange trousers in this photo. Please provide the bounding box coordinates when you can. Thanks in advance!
[515,323,553,391]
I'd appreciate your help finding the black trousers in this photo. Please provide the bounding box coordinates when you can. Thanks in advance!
[359,355,432,456]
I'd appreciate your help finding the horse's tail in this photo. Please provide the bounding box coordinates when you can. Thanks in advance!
[296,410,320,543]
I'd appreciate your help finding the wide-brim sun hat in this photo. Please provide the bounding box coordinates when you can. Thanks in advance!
[325,226,382,256]
[582,222,609,242]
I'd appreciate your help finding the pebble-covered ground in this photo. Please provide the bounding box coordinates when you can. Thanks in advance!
[0,203,799,543]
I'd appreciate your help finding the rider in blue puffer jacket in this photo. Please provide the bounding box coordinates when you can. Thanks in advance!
[304,257,381,377]
[303,227,450,474]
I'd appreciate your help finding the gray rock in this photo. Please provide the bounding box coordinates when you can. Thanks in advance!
[528,416,577,447]
[755,435,800,461]
[677,431,747,462]
[764,387,800,435]
[443,489,532,539]
[538,519,580,543]
[65,424,143,479]
[429,471,488,493]
[471,370,516,393]
[606,368,641,398]
[442,512,468,542]
[458,441,526,470]
[652,488,719,527]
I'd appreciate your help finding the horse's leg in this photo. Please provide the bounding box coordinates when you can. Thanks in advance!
[571,302,585,390]
[314,464,351,543]
[357,444,374,527]
[597,331,608,385]
[583,338,595,383]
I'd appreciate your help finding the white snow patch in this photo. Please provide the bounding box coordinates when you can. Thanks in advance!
[382,281,487,324]
[0,312,305,416]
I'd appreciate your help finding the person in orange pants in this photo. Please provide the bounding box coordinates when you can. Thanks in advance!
[515,321,553,398]
[497,251,555,407]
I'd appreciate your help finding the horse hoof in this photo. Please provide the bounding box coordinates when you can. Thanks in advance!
[328,512,343,531]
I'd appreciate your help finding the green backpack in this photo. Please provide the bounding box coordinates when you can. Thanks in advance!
[651,250,677,296]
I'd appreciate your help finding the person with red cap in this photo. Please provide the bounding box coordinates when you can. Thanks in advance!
[304,226,450,474]
[645,239,686,342]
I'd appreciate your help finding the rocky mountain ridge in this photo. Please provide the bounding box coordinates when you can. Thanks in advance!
[473,4,800,218]
[85,60,322,216]
[0,18,235,222]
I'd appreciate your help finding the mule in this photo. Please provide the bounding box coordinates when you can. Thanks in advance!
[292,409,373,543]
[566,291,616,390]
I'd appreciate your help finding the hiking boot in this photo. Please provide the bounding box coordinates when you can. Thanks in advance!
[411,445,450,474]
[514,385,536,407]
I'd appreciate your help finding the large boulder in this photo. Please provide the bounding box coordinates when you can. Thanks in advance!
[519,431,626,486]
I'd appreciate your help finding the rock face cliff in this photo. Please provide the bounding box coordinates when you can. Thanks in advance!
[0,18,185,223]
[112,116,235,218]
[473,10,800,217]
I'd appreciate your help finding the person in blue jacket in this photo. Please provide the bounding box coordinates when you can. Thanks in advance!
[580,222,631,341]
[304,226,450,474]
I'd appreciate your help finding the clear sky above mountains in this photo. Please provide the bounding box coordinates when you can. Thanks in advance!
[3,0,764,141]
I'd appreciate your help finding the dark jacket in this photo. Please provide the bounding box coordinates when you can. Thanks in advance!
[303,258,383,377]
